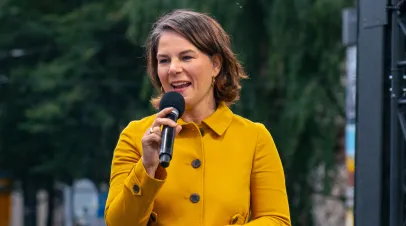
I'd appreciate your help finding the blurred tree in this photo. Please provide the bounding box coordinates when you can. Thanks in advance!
[0,0,351,225]
[262,0,351,224]
[0,0,153,225]
[0,0,156,181]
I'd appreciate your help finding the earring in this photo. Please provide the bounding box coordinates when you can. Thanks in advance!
[211,77,215,87]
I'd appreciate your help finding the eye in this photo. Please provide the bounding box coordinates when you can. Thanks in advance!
[158,59,169,64]
[182,55,193,61]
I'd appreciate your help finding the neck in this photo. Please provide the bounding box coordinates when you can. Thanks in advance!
[182,97,217,124]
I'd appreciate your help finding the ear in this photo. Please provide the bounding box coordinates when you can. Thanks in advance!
[211,54,222,77]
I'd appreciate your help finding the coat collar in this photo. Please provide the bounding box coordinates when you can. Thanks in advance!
[178,101,234,136]
[202,101,234,136]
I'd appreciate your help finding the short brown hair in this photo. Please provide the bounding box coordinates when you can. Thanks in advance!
[145,9,248,109]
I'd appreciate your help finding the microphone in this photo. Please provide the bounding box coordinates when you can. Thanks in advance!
[158,91,185,168]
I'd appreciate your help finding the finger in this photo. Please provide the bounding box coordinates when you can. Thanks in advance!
[156,107,174,119]
[142,133,161,145]
[152,126,161,137]
[175,125,182,135]
[154,118,178,128]
[151,108,175,128]
[144,126,161,137]
[149,133,161,145]
[144,126,154,136]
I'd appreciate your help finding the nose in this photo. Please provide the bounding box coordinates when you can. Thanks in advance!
[168,60,182,75]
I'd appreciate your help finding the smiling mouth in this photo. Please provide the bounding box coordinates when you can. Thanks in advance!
[171,81,192,89]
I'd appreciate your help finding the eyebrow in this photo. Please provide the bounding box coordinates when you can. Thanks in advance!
[157,49,196,58]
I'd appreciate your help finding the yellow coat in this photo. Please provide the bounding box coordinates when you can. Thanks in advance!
[105,102,291,226]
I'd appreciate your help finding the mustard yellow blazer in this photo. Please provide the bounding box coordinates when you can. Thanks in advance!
[105,102,291,226]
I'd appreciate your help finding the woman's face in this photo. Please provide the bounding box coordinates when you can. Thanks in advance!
[156,30,221,109]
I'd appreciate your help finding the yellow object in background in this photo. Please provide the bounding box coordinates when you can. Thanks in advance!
[346,209,354,226]
[0,194,11,226]
[347,157,355,173]
[0,178,11,226]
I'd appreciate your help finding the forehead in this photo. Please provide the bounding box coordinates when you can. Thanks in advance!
[157,31,198,54]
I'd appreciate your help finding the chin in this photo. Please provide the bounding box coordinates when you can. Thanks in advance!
[183,98,193,110]
[182,97,196,111]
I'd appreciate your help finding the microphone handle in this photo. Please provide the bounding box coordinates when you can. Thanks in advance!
[159,111,179,168]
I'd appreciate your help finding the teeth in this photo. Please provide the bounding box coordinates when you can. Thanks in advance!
[171,82,190,86]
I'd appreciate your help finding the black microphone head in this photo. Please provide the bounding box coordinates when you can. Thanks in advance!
[159,91,186,118]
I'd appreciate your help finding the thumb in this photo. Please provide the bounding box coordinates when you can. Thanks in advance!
[175,125,182,135]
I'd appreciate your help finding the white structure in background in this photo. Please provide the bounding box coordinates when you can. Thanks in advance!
[63,185,73,226]
[72,179,99,226]
[9,178,104,226]
[10,189,23,226]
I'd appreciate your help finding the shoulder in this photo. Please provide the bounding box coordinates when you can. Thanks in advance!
[230,115,281,169]
[230,113,275,146]
[231,113,272,135]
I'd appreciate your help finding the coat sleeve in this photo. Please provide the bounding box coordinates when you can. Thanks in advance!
[238,123,291,226]
[104,121,167,226]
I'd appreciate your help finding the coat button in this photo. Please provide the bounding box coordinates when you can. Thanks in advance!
[231,216,238,224]
[190,193,200,203]
[150,212,157,222]
[199,128,205,136]
[191,159,201,168]
[133,184,140,194]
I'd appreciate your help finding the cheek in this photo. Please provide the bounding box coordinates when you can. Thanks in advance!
[195,72,214,88]
[157,66,165,76]
[157,68,168,83]
[185,65,210,86]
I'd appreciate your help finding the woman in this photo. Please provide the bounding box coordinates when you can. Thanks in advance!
[105,9,291,226]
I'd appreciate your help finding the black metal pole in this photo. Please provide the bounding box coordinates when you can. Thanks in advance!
[355,1,389,225]
[389,0,401,225]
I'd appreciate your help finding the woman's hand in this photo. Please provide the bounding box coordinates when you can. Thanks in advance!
[141,107,182,177]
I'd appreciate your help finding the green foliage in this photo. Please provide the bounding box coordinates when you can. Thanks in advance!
[0,0,153,183]
[0,0,350,225]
